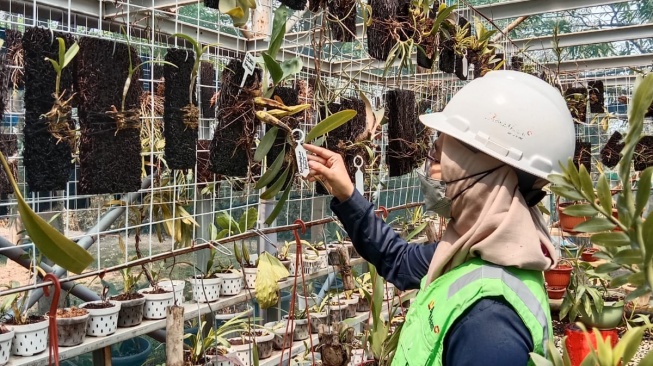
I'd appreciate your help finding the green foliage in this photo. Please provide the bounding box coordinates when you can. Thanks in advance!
[44,37,78,97]
[170,33,217,105]
[211,207,258,240]
[218,0,256,27]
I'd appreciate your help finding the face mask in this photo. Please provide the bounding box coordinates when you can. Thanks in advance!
[418,165,505,218]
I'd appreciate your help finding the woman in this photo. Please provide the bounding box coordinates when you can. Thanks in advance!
[304,71,575,365]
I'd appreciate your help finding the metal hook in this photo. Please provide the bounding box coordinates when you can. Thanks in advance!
[43,273,61,366]
[375,206,389,219]
[195,238,232,256]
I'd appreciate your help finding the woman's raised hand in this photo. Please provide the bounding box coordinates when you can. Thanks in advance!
[303,144,354,202]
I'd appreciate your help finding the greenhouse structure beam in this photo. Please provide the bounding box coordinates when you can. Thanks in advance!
[548,53,653,72]
[470,0,631,21]
[509,23,653,52]
[102,0,204,19]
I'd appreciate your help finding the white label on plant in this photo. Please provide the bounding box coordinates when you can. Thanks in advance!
[292,129,310,178]
[461,55,468,78]
[354,155,364,194]
[240,52,256,88]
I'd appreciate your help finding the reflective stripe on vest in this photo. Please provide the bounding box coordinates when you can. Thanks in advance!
[447,263,549,355]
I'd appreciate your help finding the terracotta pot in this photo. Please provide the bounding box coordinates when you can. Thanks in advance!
[581,248,599,262]
[558,202,591,233]
[544,264,573,288]
[546,286,566,300]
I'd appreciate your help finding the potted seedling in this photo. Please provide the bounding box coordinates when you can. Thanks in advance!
[214,303,255,332]
[80,286,122,337]
[109,264,146,328]
[184,317,245,366]
[235,242,291,309]
[235,242,257,290]
[336,290,359,319]
[241,324,275,360]
[42,37,78,148]
[353,273,373,312]
[264,318,296,350]
[0,283,48,356]
[187,247,224,303]
[308,297,330,334]
[291,344,322,365]
[296,282,317,312]
[276,241,294,274]
[327,298,349,325]
[284,308,311,341]
[0,323,14,365]
[214,260,244,297]
[55,305,89,347]
[137,262,176,320]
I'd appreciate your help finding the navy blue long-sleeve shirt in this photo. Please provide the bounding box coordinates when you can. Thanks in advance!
[330,189,534,365]
[330,189,435,291]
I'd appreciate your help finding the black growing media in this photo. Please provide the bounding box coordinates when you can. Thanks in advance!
[22,27,75,192]
[328,0,357,42]
[315,99,367,195]
[453,17,472,81]
[0,43,8,122]
[600,131,624,168]
[367,0,409,60]
[164,48,198,170]
[634,136,653,171]
[0,134,18,194]
[200,62,216,119]
[309,0,324,12]
[564,87,587,124]
[280,0,308,11]
[438,39,455,73]
[588,80,605,114]
[510,55,523,71]
[387,89,419,177]
[209,58,261,178]
[416,3,439,69]
[204,0,219,8]
[573,140,592,173]
[76,37,142,194]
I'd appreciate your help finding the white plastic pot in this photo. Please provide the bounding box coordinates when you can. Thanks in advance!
[0,328,14,365]
[264,321,295,350]
[252,332,274,360]
[216,271,243,296]
[8,318,49,356]
[296,294,317,311]
[188,276,223,303]
[283,317,310,341]
[384,283,396,300]
[308,311,328,334]
[80,300,121,337]
[228,339,254,366]
[302,257,321,275]
[158,280,186,306]
[317,250,328,269]
[327,303,348,324]
[138,288,175,320]
[214,305,254,323]
[205,346,237,366]
[242,267,257,289]
[338,296,359,318]
[56,311,89,347]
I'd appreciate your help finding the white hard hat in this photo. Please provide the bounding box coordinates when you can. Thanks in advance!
[419,70,575,180]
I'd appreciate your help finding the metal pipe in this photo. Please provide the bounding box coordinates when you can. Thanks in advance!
[25,176,153,308]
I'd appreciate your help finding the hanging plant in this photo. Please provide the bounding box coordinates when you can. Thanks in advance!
[600,131,624,169]
[453,18,505,79]
[564,86,588,124]
[588,80,605,114]
[22,27,76,192]
[510,55,524,71]
[573,140,592,173]
[386,89,421,177]
[634,135,653,171]
[327,0,357,42]
[76,36,156,194]
[4,30,24,89]
[200,61,217,119]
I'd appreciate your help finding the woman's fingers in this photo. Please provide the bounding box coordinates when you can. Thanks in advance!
[306,154,327,165]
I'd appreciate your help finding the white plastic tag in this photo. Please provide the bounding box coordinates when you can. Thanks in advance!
[240,52,256,88]
[461,55,468,78]
[292,129,310,178]
[354,155,364,195]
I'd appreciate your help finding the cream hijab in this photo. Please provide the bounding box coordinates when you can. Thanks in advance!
[424,135,557,285]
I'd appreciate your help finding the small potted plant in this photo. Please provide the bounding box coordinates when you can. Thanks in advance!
[291,345,322,366]
[55,306,89,347]
[0,323,14,365]
[187,247,224,303]
[308,297,330,334]
[276,241,294,274]
[80,286,122,337]
[337,291,360,319]
[296,282,317,311]
[264,319,296,350]
[544,259,573,289]
[0,285,48,356]
[215,260,244,296]
[109,265,146,328]
[284,308,311,341]
[235,242,258,289]
[157,277,186,306]
[215,303,254,329]
[137,263,175,320]
[581,247,600,262]
[240,325,275,360]
[353,273,372,312]
[327,299,349,325]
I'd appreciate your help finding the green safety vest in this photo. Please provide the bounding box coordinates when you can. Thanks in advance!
[391,258,552,366]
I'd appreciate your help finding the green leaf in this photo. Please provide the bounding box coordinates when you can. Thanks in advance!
[264,180,292,225]
[254,127,279,162]
[430,4,457,36]
[171,33,200,56]
[613,248,643,265]
[594,262,621,273]
[57,37,65,66]
[625,286,650,302]
[279,57,302,81]
[405,222,428,241]
[0,153,93,274]
[562,204,596,217]
[262,52,283,85]
[643,210,653,264]
[596,174,613,216]
[255,148,286,190]
[609,273,631,288]
[62,42,79,69]
[215,211,239,233]
[238,207,258,232]
[252,341,260,366]
[566,158,581,188]
[550,186,585,201]
[636,167,653,217]
[268,5,290,59]
[45,58,60,73]
[573,217,616,233]
[306,110,357,143]
[590,232,630,247]
[578,165,595,200]
[260,165,290,200]
[548,174,574,188]
[627,271,646,287]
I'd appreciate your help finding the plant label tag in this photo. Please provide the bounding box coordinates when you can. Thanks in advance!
[461,55,468,78]
[354,155,364,194]
[292,128,310,178]
[240,52,256,88]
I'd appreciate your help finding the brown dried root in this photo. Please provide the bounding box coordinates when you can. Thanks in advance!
[43,94,76,148]
[181,103,199,130]
[106,106,141,135]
